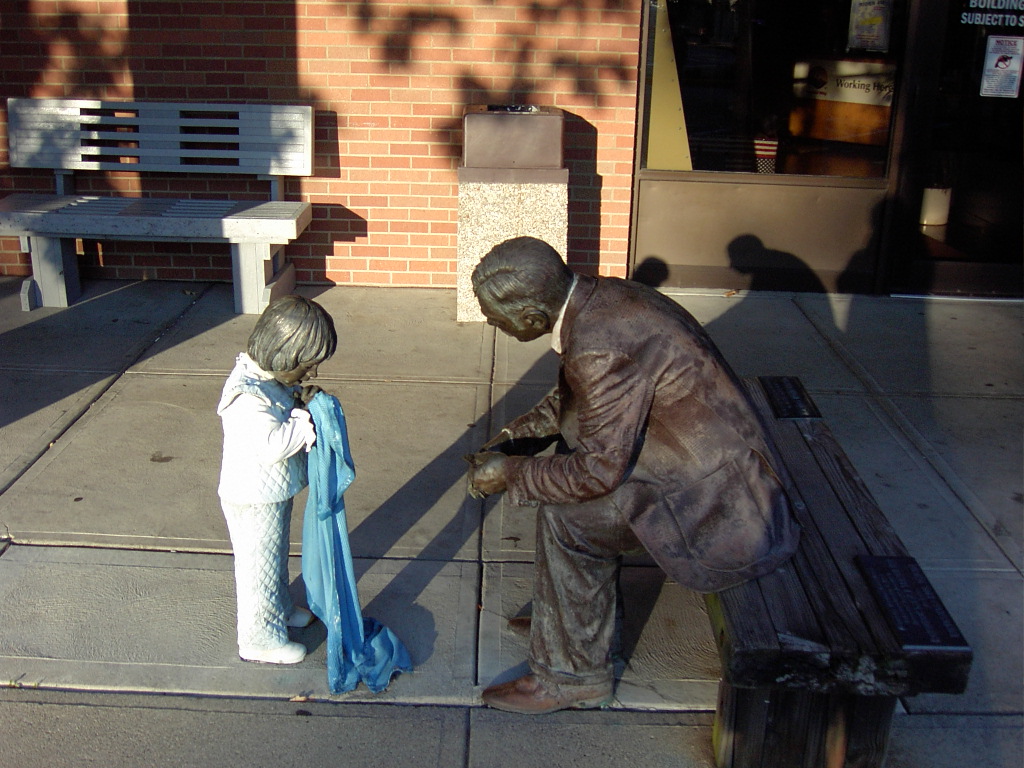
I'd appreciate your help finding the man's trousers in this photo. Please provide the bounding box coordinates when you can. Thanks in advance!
[528,494,644,687]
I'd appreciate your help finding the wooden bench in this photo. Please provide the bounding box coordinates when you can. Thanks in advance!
[0,98,313,314]
[707,376,972,768]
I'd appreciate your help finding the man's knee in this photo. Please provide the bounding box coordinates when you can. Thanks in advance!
[539,500,633,559]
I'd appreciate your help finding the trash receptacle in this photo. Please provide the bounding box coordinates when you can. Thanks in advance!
[457,106,569,322]
[462,105,564,170]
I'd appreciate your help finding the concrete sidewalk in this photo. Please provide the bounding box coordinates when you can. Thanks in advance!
[0,276,1020,766]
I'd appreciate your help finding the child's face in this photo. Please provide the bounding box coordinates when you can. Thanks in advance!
[274,361,320,387]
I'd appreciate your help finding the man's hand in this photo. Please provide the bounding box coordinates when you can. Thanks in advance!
[465,452,509,499]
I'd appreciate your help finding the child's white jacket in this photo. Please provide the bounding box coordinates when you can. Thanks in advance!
[217,353,315,504]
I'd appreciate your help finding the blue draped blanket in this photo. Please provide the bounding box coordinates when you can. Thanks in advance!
[301,392,412,693]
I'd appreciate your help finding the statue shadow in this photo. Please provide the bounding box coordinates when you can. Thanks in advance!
[726,234,828,293]
[338,344,675,674]
[290,572,437,670]
[333,353,557,666]
[632,256,671,287]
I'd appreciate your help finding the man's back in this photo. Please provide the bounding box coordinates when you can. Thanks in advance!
[553,275,799,591]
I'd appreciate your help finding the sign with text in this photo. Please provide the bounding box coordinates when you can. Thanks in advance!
[960,0,1024,28]
[848,0,892,51]
[981,35,1023,97]
[793,59,896,105]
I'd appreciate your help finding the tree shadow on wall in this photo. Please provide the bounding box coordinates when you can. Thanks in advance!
[353,0,634,83]
[5,2,359,284]
[347,0,634,271]
[0,4,126,100]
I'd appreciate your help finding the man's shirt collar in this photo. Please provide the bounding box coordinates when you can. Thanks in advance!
[550,275,578,354]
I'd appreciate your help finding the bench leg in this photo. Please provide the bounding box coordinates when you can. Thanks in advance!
[25,236,81,310]
[21,278,41,311]
[713,681,895,768]
[231,242,295,314]
[264,258,296,308]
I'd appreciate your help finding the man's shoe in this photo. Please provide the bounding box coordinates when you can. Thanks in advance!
[481,673,612,714]
[239,641,306,664]
[287,607,315,628]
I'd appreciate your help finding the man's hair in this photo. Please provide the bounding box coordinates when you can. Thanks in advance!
[472,237,573,313]
[247,295,337,373]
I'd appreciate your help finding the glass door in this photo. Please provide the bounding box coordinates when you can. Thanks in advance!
[893,2,1023,296]
[633,0,1021,296]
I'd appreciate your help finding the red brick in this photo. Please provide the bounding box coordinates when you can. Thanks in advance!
[195,268,234,281]
[0,0,640,286]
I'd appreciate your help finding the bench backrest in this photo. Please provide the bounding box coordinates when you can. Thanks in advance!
[7,99,313,178]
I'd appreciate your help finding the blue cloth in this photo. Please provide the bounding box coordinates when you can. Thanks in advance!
[301,392,412,694]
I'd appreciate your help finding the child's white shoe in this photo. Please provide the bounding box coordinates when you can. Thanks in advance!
[239,641,306,664]
[286,607,315,628]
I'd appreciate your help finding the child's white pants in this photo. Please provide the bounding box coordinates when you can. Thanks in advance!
[221,498,296,652]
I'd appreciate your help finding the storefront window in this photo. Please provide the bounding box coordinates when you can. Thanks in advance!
[644,0,904,178]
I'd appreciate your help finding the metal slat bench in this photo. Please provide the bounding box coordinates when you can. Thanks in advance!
[706,377,972,768]
[0,98,314,314]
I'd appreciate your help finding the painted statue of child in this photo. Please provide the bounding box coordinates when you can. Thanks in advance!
[217,294,337,664]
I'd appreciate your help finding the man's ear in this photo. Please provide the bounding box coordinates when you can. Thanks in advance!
[520,306,552,332]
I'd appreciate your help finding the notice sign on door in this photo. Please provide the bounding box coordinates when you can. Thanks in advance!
[981,36,1023,97]
[848,0,892,52]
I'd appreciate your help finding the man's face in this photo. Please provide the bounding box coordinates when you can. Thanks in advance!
[477,293,548,343]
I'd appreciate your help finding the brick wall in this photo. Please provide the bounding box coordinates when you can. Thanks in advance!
[0,1,642,287]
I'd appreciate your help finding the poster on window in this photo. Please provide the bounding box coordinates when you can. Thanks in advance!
[980,36,1023,98]
[848,0,892,52]
[791,60,895,145]
[793,60,896,106]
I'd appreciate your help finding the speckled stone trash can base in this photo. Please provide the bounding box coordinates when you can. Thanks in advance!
[457,181,568,323]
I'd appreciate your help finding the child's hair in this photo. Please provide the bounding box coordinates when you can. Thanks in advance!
[247,295,337,373]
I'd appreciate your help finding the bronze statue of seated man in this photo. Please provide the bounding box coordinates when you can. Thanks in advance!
[465,236,800,715]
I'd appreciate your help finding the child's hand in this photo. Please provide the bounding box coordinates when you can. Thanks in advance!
[290,408,317,452]
[298,384,323,406]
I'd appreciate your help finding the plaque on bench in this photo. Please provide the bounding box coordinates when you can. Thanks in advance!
[759,375,822,419]
[856,555,971,653]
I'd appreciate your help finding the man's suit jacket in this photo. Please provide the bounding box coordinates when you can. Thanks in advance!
[501,275,800,593]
